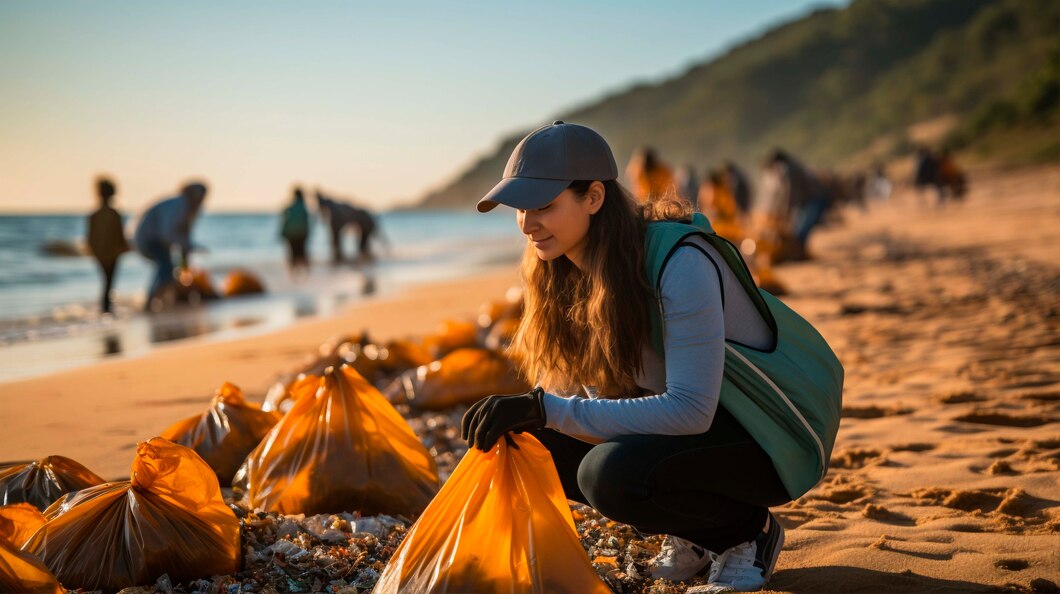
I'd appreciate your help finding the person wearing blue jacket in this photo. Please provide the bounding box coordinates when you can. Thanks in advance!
[133,182,207,310]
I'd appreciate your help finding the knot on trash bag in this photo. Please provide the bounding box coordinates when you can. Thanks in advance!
[131,437,218,509]
[214,381,247,406]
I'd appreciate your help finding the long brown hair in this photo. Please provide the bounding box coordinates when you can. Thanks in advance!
[510,180,693,396]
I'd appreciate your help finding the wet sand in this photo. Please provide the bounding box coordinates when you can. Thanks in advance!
[1,164,1058,592]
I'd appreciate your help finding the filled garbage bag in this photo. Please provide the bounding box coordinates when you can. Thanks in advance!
[161,381,281,486]
[173,267,219,303]
[476,289,523,332]
[264,335,433,413]
[0,503,58,594]
[0,541,61,594]
[262,373,318,415]
[483,317,520,351]
[422,320,478,359]
[221,268,265,296]
[0,503,45,548]
[235,365,439,516]
[23,438,240,591]
[0,456,106,511]
[373,433,611,594]
[389,348,530,410]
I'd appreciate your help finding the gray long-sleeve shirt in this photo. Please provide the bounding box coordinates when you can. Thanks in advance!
[541,235,772,443]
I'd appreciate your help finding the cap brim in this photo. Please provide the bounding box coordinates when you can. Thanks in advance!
[477,177,571,213]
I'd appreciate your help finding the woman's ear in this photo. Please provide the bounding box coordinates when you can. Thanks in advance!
[586,181,606,215]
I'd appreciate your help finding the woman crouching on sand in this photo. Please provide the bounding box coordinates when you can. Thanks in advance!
[461,121,793,591]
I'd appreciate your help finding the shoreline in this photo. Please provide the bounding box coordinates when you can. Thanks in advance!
[0,264,520,479]
[0,232,524,383]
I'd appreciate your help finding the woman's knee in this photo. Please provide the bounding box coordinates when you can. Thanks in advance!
[577,437,653,520]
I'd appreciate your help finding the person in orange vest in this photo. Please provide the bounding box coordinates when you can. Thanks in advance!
[698,169,742,243]
[626,146,677,203]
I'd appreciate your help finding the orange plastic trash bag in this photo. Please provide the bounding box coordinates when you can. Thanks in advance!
[0,503,45,548]
[173,267,219,303]
[265,334,434,413]
[389,348,531,410]
[221,268,266,296]
[0,542,62,594]
[422,320,479,359]
[161,382,281,486]
[23,438,240,591]
[0,456,105,511]
[476,288,523,331]
[373,433,611,594]
[235,365,439,516]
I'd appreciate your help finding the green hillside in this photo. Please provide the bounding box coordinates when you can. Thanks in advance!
[417,0,1058,209]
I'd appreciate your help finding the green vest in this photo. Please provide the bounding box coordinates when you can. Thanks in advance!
[644,213,844,498]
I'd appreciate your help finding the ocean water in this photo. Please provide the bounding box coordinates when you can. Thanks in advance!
[0,210,524,382]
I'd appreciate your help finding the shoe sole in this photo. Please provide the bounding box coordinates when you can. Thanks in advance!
[762,513,785,583]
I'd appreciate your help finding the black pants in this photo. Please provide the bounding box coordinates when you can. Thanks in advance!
[330,225,345,263]
[285,235,308,269]
[530,406,791,553]
[95,256,118,313]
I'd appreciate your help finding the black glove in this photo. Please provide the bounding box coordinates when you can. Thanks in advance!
[461,387,547,451]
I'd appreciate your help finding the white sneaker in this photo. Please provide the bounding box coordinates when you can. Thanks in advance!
[649,535,712,581]
[694,511,785,593]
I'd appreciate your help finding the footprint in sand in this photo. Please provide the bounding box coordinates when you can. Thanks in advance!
[904,487,1051,521]
[861,503,914,524]
[1019,391,1060,403]
[830,447,887,469]
[813,483,872,505]
[987,460,1017,475]
[890,442,936,452]
[970,459,1020,475]
[772,508,821,530]
[986,447,1020,458]
[843,404,914,419]
[938,390,985,404]
[994,559,1030,571]
[954,410,1057,428]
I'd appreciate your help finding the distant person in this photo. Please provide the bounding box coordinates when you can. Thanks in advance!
[280,187,311,274]
[674,164,699,208]
[86,176,129,314]
[913,146,941,205]
[316,192,348,264]
[768,149,828,259]
[317,192,379,263]
[864,161,892,204]
[698,169,742,243]
[626,146,677,203]
[936,149,967,202]
[133,181,208,310]
[350,204,378,261]
[723,161,753,216]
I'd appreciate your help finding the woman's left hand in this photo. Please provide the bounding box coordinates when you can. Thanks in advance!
[461,387,547,451]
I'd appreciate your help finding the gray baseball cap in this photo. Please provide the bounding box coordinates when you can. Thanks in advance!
[477,121,618,213]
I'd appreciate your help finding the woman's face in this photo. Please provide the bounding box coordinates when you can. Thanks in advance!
[517,183,604,269]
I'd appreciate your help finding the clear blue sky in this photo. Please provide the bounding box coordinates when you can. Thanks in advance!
[0,1,841,212]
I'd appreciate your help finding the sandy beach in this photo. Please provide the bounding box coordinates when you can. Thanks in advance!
[0,266,520,480]
[2,164,1058,592]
